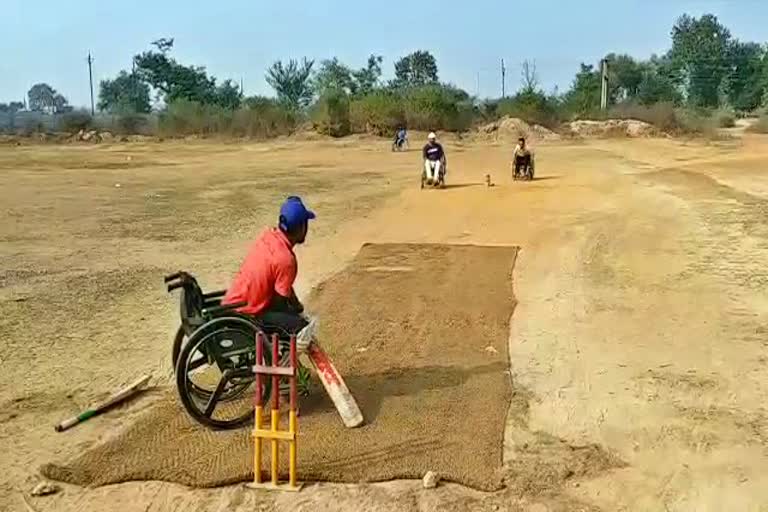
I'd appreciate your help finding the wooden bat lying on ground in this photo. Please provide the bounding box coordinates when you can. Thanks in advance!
[54,375,151,432]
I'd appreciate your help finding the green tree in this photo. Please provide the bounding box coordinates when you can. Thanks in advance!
[213,80,243,109]
[563,64,601,116]
[265,58,314,109]
[312,58,355,95]
[726,41,766,112]
[636,55,682,105]
[394,51,438,87]
[352,55,383,95]
[605,53,644,102]
[0,101,24,113]
[27,83,57,112]
[669,14,732,108]
[98,71,151,113]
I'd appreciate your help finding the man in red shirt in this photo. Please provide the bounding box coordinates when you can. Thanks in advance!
[223,196,315,334]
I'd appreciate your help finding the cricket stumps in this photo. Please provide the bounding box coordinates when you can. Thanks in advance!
[247,333,302,492]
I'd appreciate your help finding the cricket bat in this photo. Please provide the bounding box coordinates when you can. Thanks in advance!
[306,342,364,428]
[54,375,151,432]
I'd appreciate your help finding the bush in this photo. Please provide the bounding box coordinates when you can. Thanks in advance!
[310,89,351,137]
[403,85,474,132]
[350,91,404,135]
[59,110,93,133]
[606,102,680,132]
[714,109,736,128]
[495,91,562,129]
[747,115,768,134]
[158,99,297,138]
[114,113,153,134]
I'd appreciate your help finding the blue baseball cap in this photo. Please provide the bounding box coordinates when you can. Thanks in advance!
[279,196,316,230]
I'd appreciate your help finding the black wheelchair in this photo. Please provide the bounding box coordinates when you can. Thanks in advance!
[164,272,304,430]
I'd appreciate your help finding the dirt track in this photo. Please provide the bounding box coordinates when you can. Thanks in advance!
[2,134,768,511]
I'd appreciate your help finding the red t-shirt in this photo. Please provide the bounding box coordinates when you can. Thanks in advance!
[223,228,297,315]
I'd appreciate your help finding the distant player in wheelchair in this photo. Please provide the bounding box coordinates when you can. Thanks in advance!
[422,132,446,188]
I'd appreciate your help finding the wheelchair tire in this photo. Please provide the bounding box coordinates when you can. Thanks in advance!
[175,316,267,430]
[171,325,185,370]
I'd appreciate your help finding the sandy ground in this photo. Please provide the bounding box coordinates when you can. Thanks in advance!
[2,133,768,511]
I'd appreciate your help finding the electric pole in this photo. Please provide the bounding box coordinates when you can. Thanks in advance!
[600,58,608,111]
[476,72,480,98]
[87,52,95,115]
[501,59,506,98]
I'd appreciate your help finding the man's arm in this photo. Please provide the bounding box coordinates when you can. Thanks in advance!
[422,144,428,160]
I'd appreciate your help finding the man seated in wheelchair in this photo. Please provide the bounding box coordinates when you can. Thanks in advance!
[423,132,446,184]
[393,126,407,148]
[222,196,315,337]
[512,136,534,177]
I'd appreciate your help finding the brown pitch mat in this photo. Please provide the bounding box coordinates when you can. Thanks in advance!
[42,244,518,491]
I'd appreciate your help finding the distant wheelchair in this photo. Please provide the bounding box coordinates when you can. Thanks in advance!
[420,159,446,189]
[164,272,305,430]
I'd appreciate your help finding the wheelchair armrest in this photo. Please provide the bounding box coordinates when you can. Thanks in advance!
[203,290,226,300]
[202,301,247,316]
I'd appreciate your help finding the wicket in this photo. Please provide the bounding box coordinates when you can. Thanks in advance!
[247,332,302,491]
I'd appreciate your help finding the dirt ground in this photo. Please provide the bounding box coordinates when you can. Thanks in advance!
[2,132,768,511]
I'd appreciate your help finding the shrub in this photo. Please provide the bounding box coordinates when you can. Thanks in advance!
[746,114,768,134]
[403,85,473,132]
[310,89,351,137]
[496,91,562,128]
[114,113,152,134]
[349,91,404,135]
[59,110,93,133]
[158,99,298,138]
[713,109,736,128]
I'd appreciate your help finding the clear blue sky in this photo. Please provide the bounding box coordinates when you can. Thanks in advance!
[2,0,767,108]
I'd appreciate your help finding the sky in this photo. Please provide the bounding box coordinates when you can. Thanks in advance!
[2,0,767,108]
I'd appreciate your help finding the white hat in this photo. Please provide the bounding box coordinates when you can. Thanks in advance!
[427,132,436,140]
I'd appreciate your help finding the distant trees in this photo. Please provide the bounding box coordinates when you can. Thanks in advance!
[98,71,151,113]
[265,58,314,109]
[27,83,70,113]
[393,51,439,87]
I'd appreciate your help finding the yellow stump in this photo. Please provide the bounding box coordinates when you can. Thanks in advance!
[247,334,302,492]
[254,405,263,484]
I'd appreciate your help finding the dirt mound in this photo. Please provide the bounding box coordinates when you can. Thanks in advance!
[476,117,560,143]
[566,119,657,138]
[42,243,519,491]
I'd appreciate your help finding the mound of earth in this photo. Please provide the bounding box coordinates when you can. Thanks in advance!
[476,117,560,143]
[566,119,657,138]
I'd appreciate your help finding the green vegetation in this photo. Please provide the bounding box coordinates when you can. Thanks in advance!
[4,13,768,138]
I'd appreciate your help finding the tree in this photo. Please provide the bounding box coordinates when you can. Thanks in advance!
[394,51,438,87]
[669,14,732,108]
[213,79,243,109]
[98,71,151,113]
[0,101,24,113]
[312,58,355,96]
[27,83,57,112]
[563,64,601,115]
[134,49,218,104]
[605,53,644,102]
[520,60,540,94]
[726,41,766,112]
[265,58,314,109]
[352,55,383,95]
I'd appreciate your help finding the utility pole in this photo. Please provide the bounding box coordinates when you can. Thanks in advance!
[600,58,608,111]
[476,72,480,98]
[501,59,506,98]
[87,52,95,115]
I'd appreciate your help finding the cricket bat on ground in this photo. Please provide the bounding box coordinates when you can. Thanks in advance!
[54,375,151,432]
[306,342,364,428]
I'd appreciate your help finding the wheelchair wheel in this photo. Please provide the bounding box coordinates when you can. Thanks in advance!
[171,325,185,370]
[176,316,268,430]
